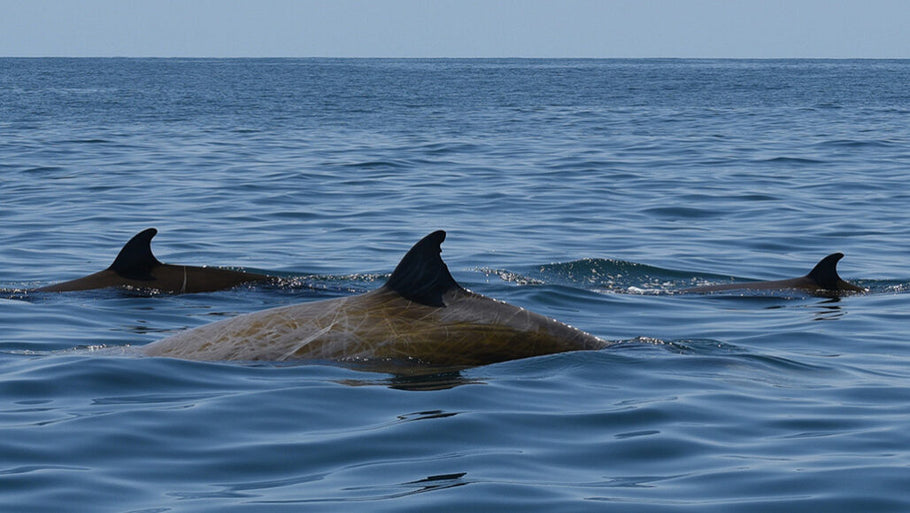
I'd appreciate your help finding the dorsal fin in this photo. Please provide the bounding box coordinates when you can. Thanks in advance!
[385,230,461,307]
[107,228,163,280]
[806,252,847,290]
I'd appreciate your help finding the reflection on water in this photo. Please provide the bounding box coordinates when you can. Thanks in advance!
[339,369,482,391]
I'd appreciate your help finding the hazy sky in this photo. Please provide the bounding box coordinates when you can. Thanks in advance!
[1,0,908,58]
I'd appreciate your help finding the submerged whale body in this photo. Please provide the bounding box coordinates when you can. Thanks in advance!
[681,253,865,295]
[36,228,270,294]
[143,231,610,368]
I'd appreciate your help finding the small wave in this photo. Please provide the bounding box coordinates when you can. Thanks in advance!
[266,272,387,295]
[23,165,66,173]
[341,159,414,170]
[615,337,743,355]
[507,258,702,293]
[861,280,910,294]
[1,288,33,301]
[641,206,723,219]
[48,87,118,95]
[814,138,898,149]
[60,138,111,144]
[416,141,483,155]
[475,268,544,286]
[617,338,833,374]
[758,156,825,165]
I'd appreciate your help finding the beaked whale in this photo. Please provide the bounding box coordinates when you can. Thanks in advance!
[36,228,270,294]
[142,230,610,368]
[681,252,865,295]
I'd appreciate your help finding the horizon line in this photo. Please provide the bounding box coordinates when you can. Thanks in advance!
[3,55,908,60]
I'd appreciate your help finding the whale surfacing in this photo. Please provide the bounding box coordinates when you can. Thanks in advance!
[142,231,610,368]
[681,252,865,295]
[36,228,270,294]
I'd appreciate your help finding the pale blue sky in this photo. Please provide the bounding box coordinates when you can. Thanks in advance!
[1,0,907,58]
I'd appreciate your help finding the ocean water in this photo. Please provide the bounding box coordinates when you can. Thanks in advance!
[2,58,910,512]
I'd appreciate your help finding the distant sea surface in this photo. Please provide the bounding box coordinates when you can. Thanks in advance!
[2,58,910,512]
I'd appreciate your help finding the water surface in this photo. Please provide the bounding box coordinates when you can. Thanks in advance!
[2,58,910,512]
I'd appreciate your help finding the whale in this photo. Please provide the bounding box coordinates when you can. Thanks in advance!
[36,228,271,294]
[142,230,610,368]
[681,253,865,295]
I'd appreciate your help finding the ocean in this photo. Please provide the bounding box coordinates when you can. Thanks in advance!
[2,58,909,512]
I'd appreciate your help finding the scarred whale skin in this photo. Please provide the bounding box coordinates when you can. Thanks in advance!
[143,231,610,368]
[36,228,270,294]
[681,252,865,295]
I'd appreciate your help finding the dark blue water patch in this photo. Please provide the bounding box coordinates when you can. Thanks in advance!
[756,156,826,165]
[59,138,113,144]
[640,205,727,220]
[340,158,417,171]
[22,165,68,174]
[814,138,901,149]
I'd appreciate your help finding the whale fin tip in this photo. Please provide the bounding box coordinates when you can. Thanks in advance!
[385,230,460,307]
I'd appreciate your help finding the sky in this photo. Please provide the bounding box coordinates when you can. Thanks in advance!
[1,0,908,59]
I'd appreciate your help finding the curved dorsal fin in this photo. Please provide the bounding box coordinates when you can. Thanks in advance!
[385,230,461,307]
[107,228,163,280]
[807,252,847,290]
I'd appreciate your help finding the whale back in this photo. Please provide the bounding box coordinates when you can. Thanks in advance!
[683,252,864,294]
[143,285,608,367]
[143,230,610,367]
[36,228,269,293]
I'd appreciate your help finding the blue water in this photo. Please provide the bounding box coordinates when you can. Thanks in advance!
[2,58,910,512]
